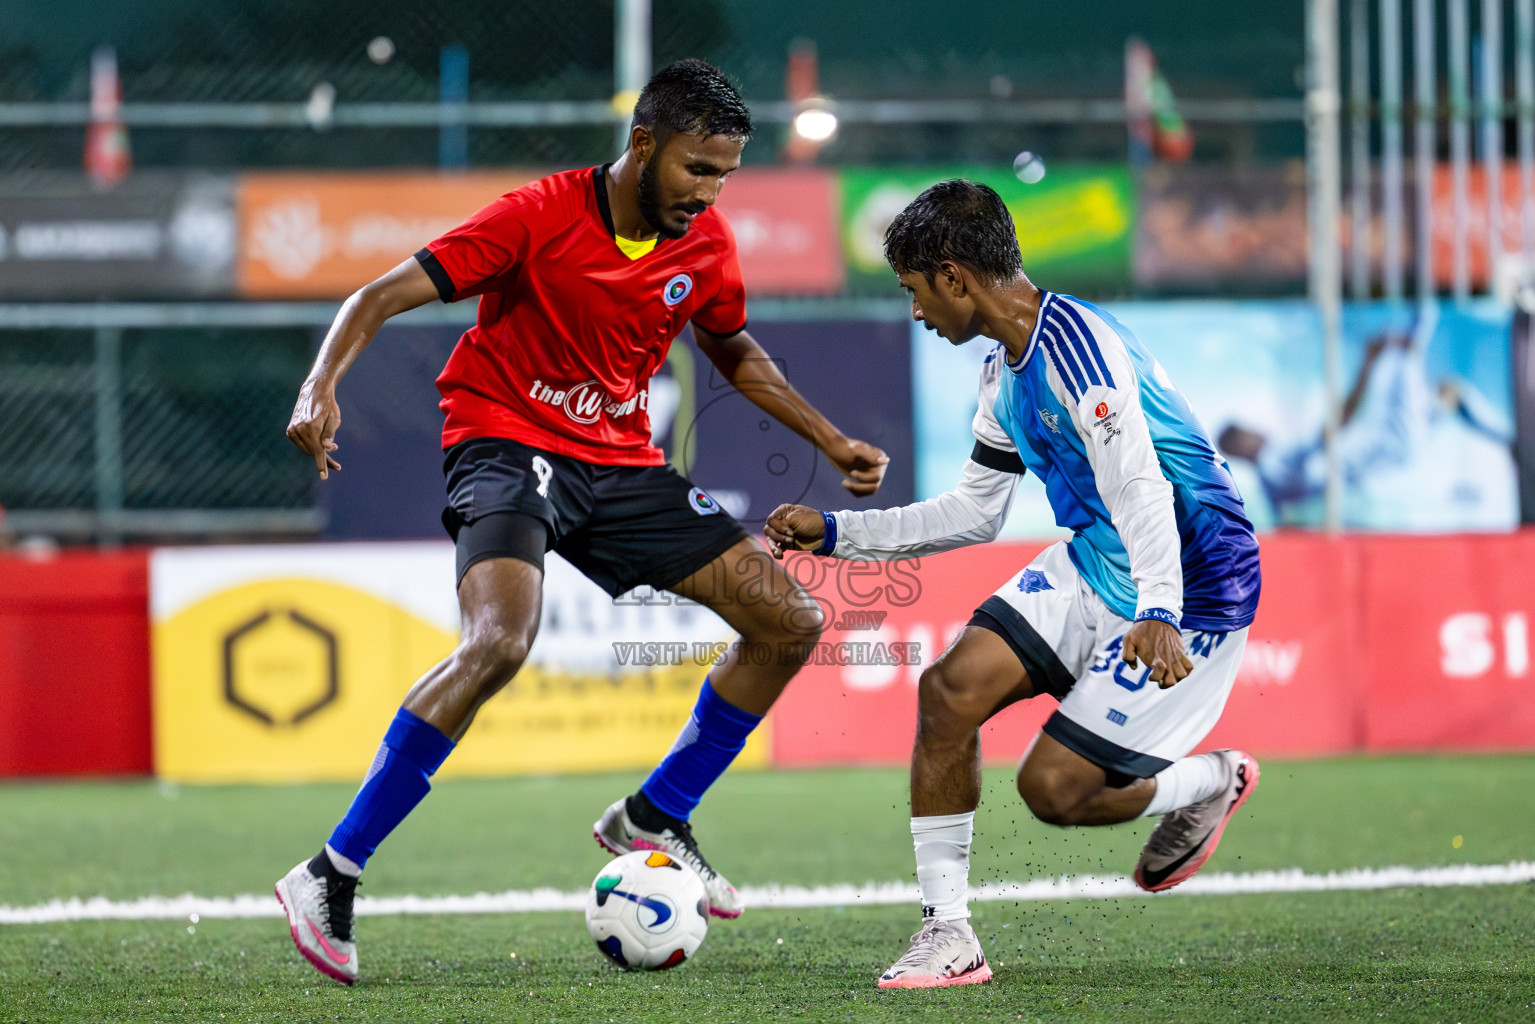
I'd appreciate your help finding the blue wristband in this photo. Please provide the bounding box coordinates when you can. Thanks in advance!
[1135,608,1180,629]
[814,511,838,556]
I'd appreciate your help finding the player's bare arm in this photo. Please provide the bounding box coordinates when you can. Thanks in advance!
[286,257,441,479]
[693,324,890,496]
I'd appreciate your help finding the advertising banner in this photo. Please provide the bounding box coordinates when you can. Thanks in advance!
[1430,162,1535,291]
[1360,532,1535,751]
[713,168,845,295]
[236,168,845,300]
[839,165,1133,296]
[1133,163,1307,293]
[914,299,1519,535]
[235,172,539,299]
[151,543,753,782]
[769,536,1370,768]
[0,173,235,299]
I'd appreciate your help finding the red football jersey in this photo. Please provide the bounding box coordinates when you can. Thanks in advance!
[416,165,748,465]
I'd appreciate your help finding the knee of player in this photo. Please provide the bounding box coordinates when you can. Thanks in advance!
[916,663,988,731]
[1016,766,1080,827]
[463,622,533,681]
[759,590,826,648]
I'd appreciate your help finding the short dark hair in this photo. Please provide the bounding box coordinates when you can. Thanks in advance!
[631,58,753,145]
[883,179,1024,285]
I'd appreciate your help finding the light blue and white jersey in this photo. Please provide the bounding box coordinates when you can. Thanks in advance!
[972,292,1260,631]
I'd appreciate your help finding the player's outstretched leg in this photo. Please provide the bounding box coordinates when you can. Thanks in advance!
[1134,749,1259,892]
[878,625,1030,989]
[277,554,543,983]
[595,539,825,919]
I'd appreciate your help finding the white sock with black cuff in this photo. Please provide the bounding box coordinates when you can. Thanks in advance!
[912,812,974,922]
[1142,753,1229,817]
[324,843,363,878]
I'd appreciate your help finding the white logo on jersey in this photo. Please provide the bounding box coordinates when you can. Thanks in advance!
[531,456,553,497]
[1039,409,1061,434]
[527,378,648,424]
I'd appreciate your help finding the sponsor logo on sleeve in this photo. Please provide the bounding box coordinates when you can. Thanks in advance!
[687,487,722,516]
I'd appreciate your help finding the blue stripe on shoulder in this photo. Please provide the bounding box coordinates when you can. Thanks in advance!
[1045,308,1102,390]
[1055,300,1116,388]
[1040,328,1085,400]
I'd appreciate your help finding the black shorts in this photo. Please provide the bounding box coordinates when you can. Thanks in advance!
[441,437,751,596]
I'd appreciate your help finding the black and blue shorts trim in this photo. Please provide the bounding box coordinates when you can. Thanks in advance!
[967,593,1173,786]
[442,436,750,596]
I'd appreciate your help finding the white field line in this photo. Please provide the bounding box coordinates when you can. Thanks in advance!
[4,862,1533,925]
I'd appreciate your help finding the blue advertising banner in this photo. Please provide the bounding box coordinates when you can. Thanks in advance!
[914,299,1518,533]
[319,318,915,541]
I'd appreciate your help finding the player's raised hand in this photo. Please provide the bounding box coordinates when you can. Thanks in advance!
[825,437,890,497]
[1120,619,1194,688]
[764,503,826,559]
[286,381,343,480]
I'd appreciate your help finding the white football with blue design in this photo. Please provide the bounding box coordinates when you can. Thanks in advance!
[586,850,709,970]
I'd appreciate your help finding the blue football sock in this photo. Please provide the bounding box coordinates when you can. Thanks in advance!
[326,708,455,872]
[641,679,763,822]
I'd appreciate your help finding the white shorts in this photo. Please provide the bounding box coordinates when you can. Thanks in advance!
[971,541,1248,781]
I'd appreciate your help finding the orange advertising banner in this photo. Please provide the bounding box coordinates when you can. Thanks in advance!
[235,172,538,299]
[236,168,845,300]
[1430,162,1534,289]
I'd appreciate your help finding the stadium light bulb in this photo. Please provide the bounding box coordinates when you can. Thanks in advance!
[792,103,838,143]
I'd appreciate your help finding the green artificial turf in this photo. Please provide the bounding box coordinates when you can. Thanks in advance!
[1,755,1532,1022]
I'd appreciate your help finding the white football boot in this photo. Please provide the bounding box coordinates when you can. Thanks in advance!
[877,916,993,989]
[1135,749,1261,893]
[275,854,360,985]
[593,796,744,918]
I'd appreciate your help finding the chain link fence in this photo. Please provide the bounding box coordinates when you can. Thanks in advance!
[0,324,317,541]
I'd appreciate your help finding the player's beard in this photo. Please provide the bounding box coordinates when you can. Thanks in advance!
[637,159,694,240]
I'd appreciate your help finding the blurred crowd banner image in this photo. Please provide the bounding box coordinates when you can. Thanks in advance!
[1133,163,1307,294]
[150,543,750,783]
[0,173,236,299]
[838,165,1133,296]
[914,298,1520,536]
[234,172,537,299]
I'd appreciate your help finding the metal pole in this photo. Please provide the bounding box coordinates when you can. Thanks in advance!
[614,0,652,155]
[1484,0,1506,296]
[1309,0,1346,533]
[1451,0,1473,300]
[438,44,469,170]
[1519,0,1535,283]
[1351,0,1373,298]
[1383,0,1406,299]
[1415,0,1438,299]
[93,326,123,547]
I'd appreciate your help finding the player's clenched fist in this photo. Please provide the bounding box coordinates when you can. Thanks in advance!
[763,503,826,559]
[824,437,890,496]
[286,381,343,480]
[1120,619,1194,688]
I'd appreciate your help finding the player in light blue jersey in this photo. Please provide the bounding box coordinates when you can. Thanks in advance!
[767,180,1262,989]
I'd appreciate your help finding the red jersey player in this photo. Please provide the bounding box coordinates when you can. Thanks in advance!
[276,59,887,985]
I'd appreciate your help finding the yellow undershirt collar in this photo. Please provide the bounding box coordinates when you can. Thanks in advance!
[613,233,658,260]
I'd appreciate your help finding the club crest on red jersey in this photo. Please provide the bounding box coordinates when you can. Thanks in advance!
[663,273,693,307]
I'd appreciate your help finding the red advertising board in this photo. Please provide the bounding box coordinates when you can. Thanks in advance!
[0,550,152,775]
[1430,162,1532,288]
[772,533,1535,768]
[714,168,844,296]
[1360,533,1535,750]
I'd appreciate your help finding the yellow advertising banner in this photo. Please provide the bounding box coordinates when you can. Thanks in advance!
[150,543,760,782]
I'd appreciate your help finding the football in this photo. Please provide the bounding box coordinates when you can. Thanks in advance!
[585,850,710,971]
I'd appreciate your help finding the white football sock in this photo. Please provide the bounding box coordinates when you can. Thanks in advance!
[324,843,363,878]
[912,812,974,922]
[1142,753,1228,817]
